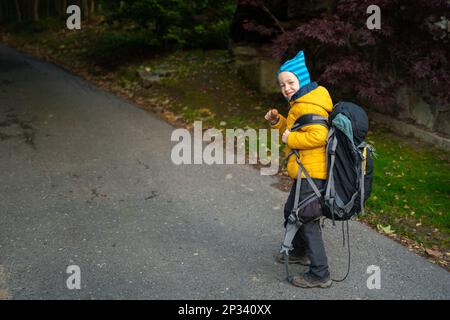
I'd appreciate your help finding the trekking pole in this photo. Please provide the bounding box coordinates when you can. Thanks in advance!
[280,217,301,283]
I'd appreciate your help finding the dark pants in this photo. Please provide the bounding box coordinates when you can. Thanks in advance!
[284,179,330,279]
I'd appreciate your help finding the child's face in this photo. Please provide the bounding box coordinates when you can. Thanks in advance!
[278,71,300,100]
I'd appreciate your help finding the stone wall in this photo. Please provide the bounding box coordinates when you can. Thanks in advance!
[230,43,280,95]
[395,85,450,137]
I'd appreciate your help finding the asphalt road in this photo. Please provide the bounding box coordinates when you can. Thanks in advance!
[0,44,449,300]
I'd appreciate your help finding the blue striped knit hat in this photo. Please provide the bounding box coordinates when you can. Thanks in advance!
[277,50,311,88]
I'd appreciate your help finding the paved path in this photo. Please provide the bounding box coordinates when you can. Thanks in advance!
[0,44,448,299]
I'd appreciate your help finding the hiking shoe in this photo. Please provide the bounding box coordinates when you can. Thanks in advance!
[291,271,332,288]
[276,253,311,266]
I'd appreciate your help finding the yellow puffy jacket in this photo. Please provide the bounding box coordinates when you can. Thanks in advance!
[272,85,333,180]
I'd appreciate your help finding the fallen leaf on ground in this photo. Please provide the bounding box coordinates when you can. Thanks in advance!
[377,224,395,234]
[425,248,442,258]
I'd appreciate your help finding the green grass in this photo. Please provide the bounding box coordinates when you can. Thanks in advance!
[362,126,450,250]
[140,50,285,127]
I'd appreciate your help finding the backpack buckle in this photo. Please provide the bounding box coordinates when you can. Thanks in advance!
[288,211,298,225]
[357,150,366,160]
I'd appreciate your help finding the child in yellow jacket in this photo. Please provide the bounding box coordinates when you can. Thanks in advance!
[265,51,333,288]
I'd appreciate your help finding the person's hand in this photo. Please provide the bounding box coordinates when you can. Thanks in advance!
[282,129,291,144]
[264,109,279,124]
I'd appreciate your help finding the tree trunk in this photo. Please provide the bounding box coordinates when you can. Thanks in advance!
[14,0,22,22]
[90,0,95,17]
[82,0,89,20]
[31,0,39,22]
[54,0,60,16]
[62,0,67,16]
[0,1,3,23]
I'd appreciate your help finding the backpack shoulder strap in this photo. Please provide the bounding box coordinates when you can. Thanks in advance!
[291,114,329,132]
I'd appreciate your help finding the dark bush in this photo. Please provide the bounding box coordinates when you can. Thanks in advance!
[100,0,237,50]
[84,31,154,67]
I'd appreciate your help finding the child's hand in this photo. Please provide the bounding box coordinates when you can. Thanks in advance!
[282,129,291,144]
[264,109,279,124]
